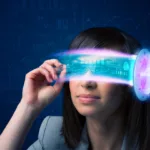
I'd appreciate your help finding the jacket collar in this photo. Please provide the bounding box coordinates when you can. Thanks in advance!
[75,123,89,150]
[76,123,127,150]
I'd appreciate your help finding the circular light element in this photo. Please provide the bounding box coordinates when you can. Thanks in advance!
[133,49,150,101]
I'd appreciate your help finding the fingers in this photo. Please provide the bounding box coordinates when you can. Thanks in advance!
[26,59,66,83]
[40,59,63,80]
[40,63,57,80]
[39,67,53,82]
[53,64,67,92]
[59,65,67,80]
[26,67,52,83]
[44,59,62,68]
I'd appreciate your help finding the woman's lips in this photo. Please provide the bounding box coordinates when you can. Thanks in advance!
[78,95,100,104]
[78,94,100,99]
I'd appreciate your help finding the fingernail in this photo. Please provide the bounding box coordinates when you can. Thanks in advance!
[59,64,63,68]
[63,65,66,68]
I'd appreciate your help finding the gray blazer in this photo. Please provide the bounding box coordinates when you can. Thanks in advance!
[27,116,127,150]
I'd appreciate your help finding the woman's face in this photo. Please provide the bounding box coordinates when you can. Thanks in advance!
[69,76,126,117]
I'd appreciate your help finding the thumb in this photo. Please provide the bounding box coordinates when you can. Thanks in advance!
[53,65,67,92]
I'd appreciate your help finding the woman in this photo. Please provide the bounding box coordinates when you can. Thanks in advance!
[0,27,149,150]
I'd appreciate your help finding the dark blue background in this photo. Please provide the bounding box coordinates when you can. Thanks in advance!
[0,0,150,149]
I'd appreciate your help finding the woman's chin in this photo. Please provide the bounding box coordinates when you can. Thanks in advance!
[77,107,98,117]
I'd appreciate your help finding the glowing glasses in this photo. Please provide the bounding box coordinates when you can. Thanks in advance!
[49,48,150,102]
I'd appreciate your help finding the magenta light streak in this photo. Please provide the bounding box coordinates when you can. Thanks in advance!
[65,48,137,58]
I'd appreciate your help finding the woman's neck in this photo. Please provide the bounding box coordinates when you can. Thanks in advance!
[86,110,126,150]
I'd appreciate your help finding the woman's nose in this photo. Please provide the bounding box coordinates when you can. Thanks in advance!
[80,70,97,89]
[81,80,97,90]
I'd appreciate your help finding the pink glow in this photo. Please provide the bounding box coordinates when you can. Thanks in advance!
[66,48,136,58]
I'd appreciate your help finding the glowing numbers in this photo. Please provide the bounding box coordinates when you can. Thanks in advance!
[123,62,130,71]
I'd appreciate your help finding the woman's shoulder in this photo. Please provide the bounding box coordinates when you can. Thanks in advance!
[27,116,89,150]
[38,116,68,149]
[39,116,63,139]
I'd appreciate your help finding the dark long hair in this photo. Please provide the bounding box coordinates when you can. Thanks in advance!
[61,27,150,150]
